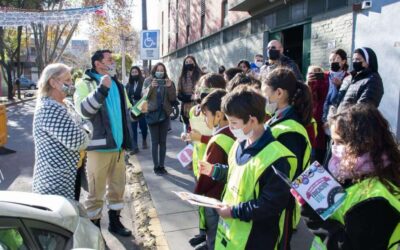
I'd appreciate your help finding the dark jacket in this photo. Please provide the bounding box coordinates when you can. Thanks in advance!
[302,181,400,250]
[322,71,349,122]
[74,69,133,151]
[126,77,144,103]
[336,69,384,112]
[143,77,177,116]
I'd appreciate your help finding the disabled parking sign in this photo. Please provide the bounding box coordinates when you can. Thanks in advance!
[140,30,160,60]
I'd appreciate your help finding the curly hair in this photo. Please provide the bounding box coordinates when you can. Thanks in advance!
[329,104,400,192]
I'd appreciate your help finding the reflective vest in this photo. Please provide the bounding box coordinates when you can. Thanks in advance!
[203,133,235,158]
[270,119,312,229]
[331,178,400,250]
[215,140,297,250]
[189,106,212,178]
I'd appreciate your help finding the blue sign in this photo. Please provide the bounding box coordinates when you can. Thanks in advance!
[140,30,160,60]
[142,31,157,48]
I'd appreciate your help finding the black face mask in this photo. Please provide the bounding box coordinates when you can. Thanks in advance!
[131,75,139,80]
[330,62,341,72]
[267,49,280,60]
[352,61,364,72]
[185,63,195,71]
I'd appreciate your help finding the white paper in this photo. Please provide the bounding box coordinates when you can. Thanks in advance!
[173,191,224,208]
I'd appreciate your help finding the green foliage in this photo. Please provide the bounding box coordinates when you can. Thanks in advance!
[113,53,132,74]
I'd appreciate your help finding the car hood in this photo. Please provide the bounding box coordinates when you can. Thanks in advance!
[0,191,80,232]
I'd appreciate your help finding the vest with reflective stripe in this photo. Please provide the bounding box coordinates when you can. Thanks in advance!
[330,178,400,250]
[215,140,297,250]
[204,133,235,159]
[270,119,312,171]
[189,106,212,178]
[270,119,312,230]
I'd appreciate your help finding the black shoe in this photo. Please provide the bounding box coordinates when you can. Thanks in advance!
[194,241,208,250]
[153,167,162,175]
[108,210,131,237]
[91,219,101,228]
[130,148,139,155]
[142,140,148,149]
[159,167,168,174]
[189,234,206,247]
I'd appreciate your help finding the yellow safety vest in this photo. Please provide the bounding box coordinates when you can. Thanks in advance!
[215,140,297,250]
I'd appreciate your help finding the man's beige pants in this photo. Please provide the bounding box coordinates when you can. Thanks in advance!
[84,151,125,219]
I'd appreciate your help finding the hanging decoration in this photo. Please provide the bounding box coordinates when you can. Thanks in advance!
[0,5,103,27]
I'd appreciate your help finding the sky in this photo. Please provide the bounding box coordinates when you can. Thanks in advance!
[73,0,160,40]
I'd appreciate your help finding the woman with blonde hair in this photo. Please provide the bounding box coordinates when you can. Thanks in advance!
[33,63,92,199]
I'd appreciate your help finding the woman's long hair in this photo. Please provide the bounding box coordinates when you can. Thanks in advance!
[330,104,400,192]
[263,67,312,125]
[128,66,144,84]
[178,55,203,88]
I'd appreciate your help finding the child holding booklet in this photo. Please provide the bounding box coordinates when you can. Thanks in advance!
[194,89,235,249]
[200,86,297,250]
[182,73,226,248]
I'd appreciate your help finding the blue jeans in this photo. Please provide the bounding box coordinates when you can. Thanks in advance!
[131,117,148,150]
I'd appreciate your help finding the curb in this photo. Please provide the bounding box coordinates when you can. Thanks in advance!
[2,97,36,107]
[128,154,170,250]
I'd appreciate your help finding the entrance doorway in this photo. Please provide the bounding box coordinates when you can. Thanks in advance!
[265,23,311,76]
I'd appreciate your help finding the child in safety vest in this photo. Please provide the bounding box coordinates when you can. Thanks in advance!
[199,85,297,250]
[193,89,235,249]
[182,73,227,248]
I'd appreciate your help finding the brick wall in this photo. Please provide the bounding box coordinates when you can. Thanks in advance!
[310,8,354,70]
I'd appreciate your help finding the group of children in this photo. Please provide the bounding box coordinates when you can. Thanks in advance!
[180,68,313,250]
[179,64,400,250]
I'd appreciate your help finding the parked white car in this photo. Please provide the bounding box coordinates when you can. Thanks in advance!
[0,191,105,250]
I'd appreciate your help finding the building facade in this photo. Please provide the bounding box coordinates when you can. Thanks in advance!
[158,0,400,136]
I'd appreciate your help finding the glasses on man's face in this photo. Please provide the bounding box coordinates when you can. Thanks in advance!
[267,46,277,50]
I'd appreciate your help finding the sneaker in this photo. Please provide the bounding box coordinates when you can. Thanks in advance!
[194,241,208,250]
[153,167,162,175]
[189,234,206,247]
[159,167,168,174]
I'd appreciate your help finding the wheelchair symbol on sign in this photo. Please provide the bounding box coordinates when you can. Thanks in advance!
[144,33,156,48]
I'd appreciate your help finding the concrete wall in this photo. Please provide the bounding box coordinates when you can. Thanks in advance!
[164,32,263,82]
[310,7,354,70]
[353,0,400,136]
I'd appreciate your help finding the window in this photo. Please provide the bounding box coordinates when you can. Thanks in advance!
[0,228,28,250]
[32,229,70,250]
[308,0,325,16]
[276,7,290,26]
[203,33,220,49]
[186,25,190,44]
[188,42,202,53]
[291,1,306,21]
[223,21,249,43]
[327,0,347,11]
[222,0,228,27]
[201,0,206,36]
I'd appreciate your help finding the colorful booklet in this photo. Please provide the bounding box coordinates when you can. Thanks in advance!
[273,161,347,220]
[131,97,147,117]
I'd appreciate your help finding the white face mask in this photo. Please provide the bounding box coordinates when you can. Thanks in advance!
[265,97,278,115]
[255,61,263,68]
[230,126,253,142]
[106,63,116,76]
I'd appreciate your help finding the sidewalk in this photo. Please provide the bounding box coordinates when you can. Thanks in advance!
[132,119,314,250]
[132,119,198,250]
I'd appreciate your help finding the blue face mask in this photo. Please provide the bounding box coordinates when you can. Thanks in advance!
[155,72,164,79]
